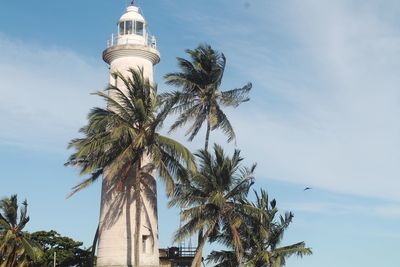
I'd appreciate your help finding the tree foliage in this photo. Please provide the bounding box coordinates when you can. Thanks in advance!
[30,230,92,267]
[207,190,312,267]
[66,67,195,266]
[66,67,195,197]
[62,43,311,267]
[169,144,256,267]
[162,43,252,151]
[0,195,43,267]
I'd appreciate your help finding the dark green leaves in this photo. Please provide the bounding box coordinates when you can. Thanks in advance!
[0,195,43,266]
[162,43,252,146]
[30,230,93,267]
[208,189,312,266]
[66,67,195,196]
[170,145,256,266]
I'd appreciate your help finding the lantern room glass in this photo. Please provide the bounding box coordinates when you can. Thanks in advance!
[119,22,124,35]
[118,20,145,36]
[135,21,144,36]
[125,21,133,35]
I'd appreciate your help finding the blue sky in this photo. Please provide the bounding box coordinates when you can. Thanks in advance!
[1,0,400,266]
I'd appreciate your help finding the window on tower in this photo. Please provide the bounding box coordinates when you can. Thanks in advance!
[142,235,149,253]
[119,20,144,36]
[135,21,144,36]
[125,21,133,35]
[119,22,124,35]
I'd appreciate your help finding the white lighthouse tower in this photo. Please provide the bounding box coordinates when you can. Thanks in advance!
[96,3,160,267]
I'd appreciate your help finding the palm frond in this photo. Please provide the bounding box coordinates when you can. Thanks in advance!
[220,83,252,107]
[67,168,103,198]
[274,242,312,258]
[207,250,237,267]
[66,67,192,201]
[164,43,252,146]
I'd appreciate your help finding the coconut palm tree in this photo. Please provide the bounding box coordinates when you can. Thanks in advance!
[162,43,252,151]
[164,44,252,263]
[0,195,43,267]
[66,68,195,267]
[208,190,312,267]
[169,144,256,267]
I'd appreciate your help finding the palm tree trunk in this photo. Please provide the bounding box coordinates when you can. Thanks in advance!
[9,245,18,267]
[191,238,205,267]
[194,117,211,265]
[134,161,142,267]
[191,227,213,267]
[91,225,99,267]
[204,117,211,151]
[196,229,203,259]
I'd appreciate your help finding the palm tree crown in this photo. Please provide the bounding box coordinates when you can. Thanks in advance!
[163,43,252,150]
[0,195,43,267]
[66,67,195,196]
[169,144,256,267]
[208,190,312,267]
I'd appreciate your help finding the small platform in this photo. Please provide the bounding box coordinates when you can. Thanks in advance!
[159,247,196,267]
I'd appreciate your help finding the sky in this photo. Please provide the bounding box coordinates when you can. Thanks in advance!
[0,0,399,266]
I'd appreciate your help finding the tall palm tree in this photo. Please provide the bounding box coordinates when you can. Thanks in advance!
[208,190,312,267]
[0,195,43,267]
[66,68,195,267]
[169,144,256,267]
[163,43,252,151]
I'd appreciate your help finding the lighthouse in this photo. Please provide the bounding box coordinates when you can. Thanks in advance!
[96,3,161,267]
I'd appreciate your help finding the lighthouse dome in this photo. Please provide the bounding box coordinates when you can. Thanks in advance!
[119,5,145,22]
[117,5,147,46]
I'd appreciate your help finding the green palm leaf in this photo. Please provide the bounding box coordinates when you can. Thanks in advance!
[66,67,195,266]
[162,43,252,150]
[0,195,43,266]
[209,189,312,267]
[170,144,255,267]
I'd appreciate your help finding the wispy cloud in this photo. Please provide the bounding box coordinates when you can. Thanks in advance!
[281,200,400,220]
[166,0,400,201]
[2,0,399,202]
[0,34,106,152]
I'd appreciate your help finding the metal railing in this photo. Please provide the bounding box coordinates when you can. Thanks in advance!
[106,33,157,49]
[178,247,196,257]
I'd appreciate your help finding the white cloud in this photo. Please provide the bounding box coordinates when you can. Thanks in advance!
[2,0,399,203]
[0,34,107,152]
[167,0,400,201]
[233,0,400,201]
[281,200,400,220]
[373,205,400,219]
